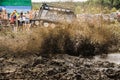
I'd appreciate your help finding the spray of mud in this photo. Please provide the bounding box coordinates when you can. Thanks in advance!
[0,23,120,79]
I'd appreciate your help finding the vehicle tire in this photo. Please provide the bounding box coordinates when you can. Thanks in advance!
[43,22,49,27]
[35,21,40,26]
[50,23,56,28]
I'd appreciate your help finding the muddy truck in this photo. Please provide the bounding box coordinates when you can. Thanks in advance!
[31,3,76,27]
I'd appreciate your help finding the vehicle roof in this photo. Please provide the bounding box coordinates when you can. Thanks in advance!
[41,3,74,13]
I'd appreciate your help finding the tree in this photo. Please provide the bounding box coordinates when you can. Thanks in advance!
[88,0,120,9]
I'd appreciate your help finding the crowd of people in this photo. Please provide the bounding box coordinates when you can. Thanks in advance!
[10,10,33,31]
[0,8,38,32]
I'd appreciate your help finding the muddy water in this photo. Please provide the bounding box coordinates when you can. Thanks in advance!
[94,53,120,64]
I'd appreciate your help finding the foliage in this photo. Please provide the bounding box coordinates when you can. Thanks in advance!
[103,7,110,14]
[88,0,120,9]
[32,3,42,10]
[111,7,117,12]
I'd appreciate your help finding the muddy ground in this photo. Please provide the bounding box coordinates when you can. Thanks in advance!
[0,52,120,80]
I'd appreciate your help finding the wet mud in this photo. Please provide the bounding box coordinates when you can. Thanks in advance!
[0,53,120,80]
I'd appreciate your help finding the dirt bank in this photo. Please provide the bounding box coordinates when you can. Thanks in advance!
[0,53,120,80]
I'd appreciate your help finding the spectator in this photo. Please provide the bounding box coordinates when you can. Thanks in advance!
[10,11,16,24]
[14,10,19,18]
[2,9,8,20]
[24,11,31,31]
[10,10,18,32]
[29,10,33,20]
[18,11,26,31]
[25,11,30,23]
[18,11,26,25]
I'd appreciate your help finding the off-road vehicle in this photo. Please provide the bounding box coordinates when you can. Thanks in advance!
[31,3,76,27]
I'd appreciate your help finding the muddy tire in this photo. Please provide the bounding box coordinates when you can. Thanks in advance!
[43,22,50,27]
[50,23,56,28]
[35,21,40,26]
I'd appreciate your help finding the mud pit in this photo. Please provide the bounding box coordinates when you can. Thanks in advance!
[0,52,120,80]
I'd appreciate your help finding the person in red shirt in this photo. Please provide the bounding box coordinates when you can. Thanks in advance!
[10,10,18,32]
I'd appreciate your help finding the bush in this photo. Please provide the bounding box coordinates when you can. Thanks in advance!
[111,7,117,12]
[103,7,110,14]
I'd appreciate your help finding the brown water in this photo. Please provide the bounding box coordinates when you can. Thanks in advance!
[94,53,120,64]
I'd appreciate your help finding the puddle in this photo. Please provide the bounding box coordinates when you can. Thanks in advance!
[94,53,120,64]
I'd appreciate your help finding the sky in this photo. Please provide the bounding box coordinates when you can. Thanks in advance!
[32,0,88,2]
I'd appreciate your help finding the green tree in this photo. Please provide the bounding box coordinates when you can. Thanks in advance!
[88,0,120,9]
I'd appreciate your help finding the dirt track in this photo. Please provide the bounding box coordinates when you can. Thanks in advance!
[0,53,120,80]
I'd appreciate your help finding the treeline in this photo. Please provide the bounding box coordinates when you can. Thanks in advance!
[88,0,120,9]
[32,0,120,10]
